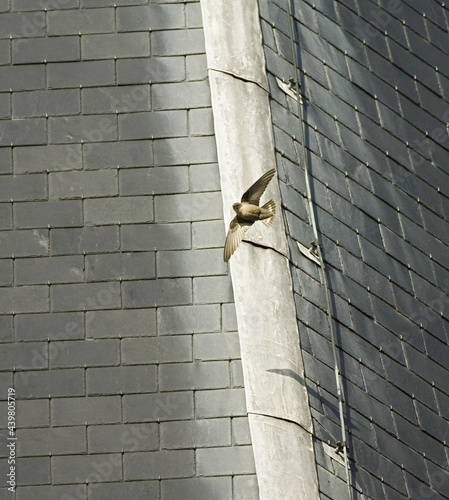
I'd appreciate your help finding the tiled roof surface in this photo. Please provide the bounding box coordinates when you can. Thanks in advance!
[260,0,449,498]
[0,1,258,498]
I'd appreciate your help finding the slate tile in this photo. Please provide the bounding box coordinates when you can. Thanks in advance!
[121,223,191,251]
[82,85,151,114]
[82,32,150,60]
[13,89,80,118]
[14,144,82,173]
[12,36,80,64]
[47,7,114,35]
[116,57,185,85]
[415,400,449,442]
[47,60,115,88]
[118,111,187,140]
[0,118,46,147]
[123,278,192,308]
[117,4,185,31]
[152,29,204,56]
[83,140,153,169]
[48,114,117,144]
[14,200,83,229]
[51,226,119,255]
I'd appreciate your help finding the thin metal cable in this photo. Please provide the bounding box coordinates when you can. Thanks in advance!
[285,1,352,498]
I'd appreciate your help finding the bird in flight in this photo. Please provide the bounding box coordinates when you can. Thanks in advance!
[224,168,276,262]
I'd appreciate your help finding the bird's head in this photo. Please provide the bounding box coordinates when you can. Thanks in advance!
[232,203,242,213]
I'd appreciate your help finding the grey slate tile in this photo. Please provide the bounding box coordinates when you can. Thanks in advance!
[120,167,188,196]
[87,365,157,395]
[0,286,48,314]
[89,481,158,500]
[156,249,226,278]
[12,89,80,118]
[193,276,234,304]
[11,457,50,486]
[162,477,232,500]
[0,316,13,343]
[123,392,194,423]
[0,204,12,230]
[121,223,191,251]
[82,85,151,114]
[48,114,117,144]
[118,110,188,140]
[116,57,185,85]
[0,118,46,146]
[0,92,10,118]
[52,453,122,484]
[0,229,48,258]
[0,12,46,39]
[192,220,225,249]
[158,304,220,335]
[51,226,119,255]
[15,368,85,398]
[47,8,115,35]
[15,256,84,285]
[196,446,256,476]
[186,54,208,81]
[51,396,121,426]
[49,170,118,199]
[17,426,86,456]
[195,388,247,418]
[86,252,155,281]
[51,282,121,312]
[152,81,211,110]
[124,450,194,480]
[88,423,158,453]
[14,200,83,229]
[83,140,152,169]
[0,147,12,174]
[0,65,45,92]
[154,192,222,222]
[12,0,79,8]
[82,32,150,60]
[193,332,241,361]
[151,29,205,56]
[86,308,156,338]
[1,341,48,371]
[122,278,192,308]
[154,136,218,165]
[14,144,82,173]
[47,60,115,88]
[159,361,229,391]
[16,399,49,428]
[12,36,80,64]
[122,336,192,365]
[117,4,185,31]
[50,339,120,368]
[84,196,153,225]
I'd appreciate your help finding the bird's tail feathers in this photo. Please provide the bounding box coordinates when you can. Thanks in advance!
[261,199,276,227]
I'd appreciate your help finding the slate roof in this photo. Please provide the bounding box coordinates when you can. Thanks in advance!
[259,0,449,498]
[0,1,258,498]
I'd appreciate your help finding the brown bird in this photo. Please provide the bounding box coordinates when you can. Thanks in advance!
[224,168,276,262]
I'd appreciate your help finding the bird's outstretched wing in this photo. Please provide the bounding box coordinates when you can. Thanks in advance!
[241,168,276,206]
[224,216,253,262]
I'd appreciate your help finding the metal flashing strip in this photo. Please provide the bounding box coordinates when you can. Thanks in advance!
[285,0,352,498]
[297,241,321,266]
[276,76,303,103]
[200,0,320,499]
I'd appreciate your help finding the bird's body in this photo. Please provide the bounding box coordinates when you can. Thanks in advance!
[224,169,276,262]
